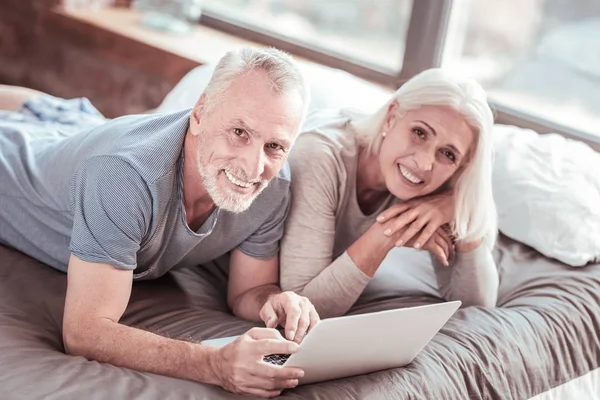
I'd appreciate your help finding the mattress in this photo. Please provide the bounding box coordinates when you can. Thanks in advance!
[1,234,599,399]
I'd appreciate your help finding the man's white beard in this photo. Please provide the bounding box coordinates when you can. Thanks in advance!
[197,150,268,214]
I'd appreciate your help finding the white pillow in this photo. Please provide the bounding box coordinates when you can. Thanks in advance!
[492,125,600,266]
[156,61,600,267]
[155,64,214,113]
[155,60,390,114]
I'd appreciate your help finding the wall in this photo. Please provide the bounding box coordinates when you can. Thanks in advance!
[0,1,178,117]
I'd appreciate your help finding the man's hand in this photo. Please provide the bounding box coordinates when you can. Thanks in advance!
[227,249,320,343]
[260,292,320,343]
[213,328,304,398]
[376,191,455,249]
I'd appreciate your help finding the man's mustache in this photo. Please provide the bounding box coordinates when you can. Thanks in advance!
[223,165,265,185]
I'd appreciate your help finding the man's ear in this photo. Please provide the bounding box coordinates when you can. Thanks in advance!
[383,100,399,133]
[190,94,207,134]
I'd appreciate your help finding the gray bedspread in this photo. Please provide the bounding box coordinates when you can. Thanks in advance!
[1,234,599,399]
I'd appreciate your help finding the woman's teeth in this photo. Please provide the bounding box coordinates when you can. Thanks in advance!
[399,164,423,184]
[224,170,253,188]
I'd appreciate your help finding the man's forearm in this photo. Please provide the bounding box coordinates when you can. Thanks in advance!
[232,284,281,322]
[65,319,221,384]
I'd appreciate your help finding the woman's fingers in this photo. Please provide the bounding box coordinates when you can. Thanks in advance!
[438,228,455,261]
[376,202,414,223]
[384,208,419,238]
[434,234,450,266]
[410,217,443,249]
[430,238,448,266]
[394,216,428,247]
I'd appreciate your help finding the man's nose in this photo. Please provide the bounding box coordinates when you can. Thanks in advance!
[242,144,266,181]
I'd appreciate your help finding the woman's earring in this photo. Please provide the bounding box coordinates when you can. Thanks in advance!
[382,131,387,138]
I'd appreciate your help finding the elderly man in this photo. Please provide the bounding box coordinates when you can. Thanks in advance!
[0,48,317,398]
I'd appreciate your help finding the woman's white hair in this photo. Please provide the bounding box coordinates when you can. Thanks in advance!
[350,68,497,248]
[202,47,310,118]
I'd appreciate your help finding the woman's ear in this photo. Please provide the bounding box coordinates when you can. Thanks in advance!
[383,100,399,133]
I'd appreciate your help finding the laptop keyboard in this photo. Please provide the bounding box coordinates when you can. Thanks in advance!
[263,354,291,365]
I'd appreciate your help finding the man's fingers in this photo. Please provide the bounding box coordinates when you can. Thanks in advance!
[293,299,311,343]
[260,302,279,328]
[248,365,303,394]
[377,202,413,223]
[385,209,419,237]
[255,338,299,357]
[308,305,320,334]
[245,367,301,394]
[248,376,300,391]
[242,387,283,398]
[255,364,305,381]
[247,327,284,341]
[282,299,302,341]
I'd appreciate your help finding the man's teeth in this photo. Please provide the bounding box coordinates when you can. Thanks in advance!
[224,170,253,188]
[399,164,423,184]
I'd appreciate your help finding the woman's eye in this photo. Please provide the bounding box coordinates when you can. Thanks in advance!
[443,150,456,162]
[413,128,426,139]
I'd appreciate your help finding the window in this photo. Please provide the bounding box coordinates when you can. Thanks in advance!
[199,0,599,145]
[202,0,412,73]
[443,0,600,137]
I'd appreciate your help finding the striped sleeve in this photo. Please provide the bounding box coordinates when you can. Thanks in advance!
[69,156,152,270]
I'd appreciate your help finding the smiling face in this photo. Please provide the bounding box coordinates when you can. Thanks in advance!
[188,70,304,213]
[378,102,476,200]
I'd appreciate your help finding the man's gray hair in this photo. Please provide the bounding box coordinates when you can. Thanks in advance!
[203,47,310,116]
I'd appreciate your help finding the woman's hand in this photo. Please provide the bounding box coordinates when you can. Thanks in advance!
[374,214,454,266]
[376,191,455,249]
[403,226,454,266]
[455,237,483,253]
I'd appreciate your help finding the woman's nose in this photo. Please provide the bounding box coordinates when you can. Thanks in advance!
[413,148,435,172]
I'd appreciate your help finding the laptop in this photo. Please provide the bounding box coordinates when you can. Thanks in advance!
[203,301,461,385]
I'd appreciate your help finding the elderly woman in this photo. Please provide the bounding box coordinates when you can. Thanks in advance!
[280,68,498,319]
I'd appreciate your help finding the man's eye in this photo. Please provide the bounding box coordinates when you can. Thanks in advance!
[233,128,246,137]
[266,142,283,151]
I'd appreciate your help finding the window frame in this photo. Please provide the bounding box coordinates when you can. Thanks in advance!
[198,0,599,150]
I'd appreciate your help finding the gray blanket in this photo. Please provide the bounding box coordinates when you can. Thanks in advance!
[1,235,599,399]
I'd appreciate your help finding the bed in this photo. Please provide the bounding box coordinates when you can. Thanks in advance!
[2,232,600,399]
[2,61,600,399]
